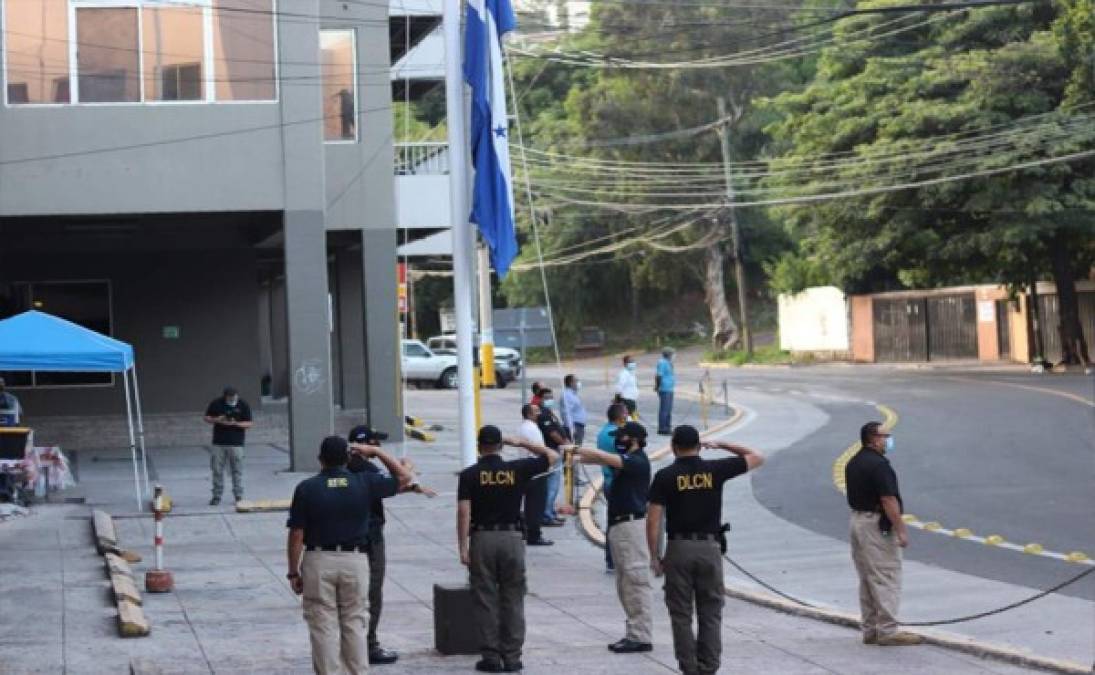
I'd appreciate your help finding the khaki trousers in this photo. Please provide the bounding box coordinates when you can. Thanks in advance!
[849,511,902,638]
[302,550,370,674]
[208,445,244,499]
[663,539,724,675]
[469,530,526,663]
[606,519,653,643]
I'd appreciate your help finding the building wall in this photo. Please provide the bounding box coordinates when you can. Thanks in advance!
[974,286,1008,361]
[1,247,261,417]
[850,295,874,362]
[777,286,851,356]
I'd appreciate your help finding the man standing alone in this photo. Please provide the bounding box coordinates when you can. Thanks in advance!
[202,387,253,505]
[561,374,588,446]
[615,355,639,418]
[846,422,921,646]
[654,348,675,435]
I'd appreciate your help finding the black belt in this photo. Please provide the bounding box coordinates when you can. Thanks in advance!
[609,513,645,526]
[471,523,522,532]
[306,544,368,553]
[668,532,719,542]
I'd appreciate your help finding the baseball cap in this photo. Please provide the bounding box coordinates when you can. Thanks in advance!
[671,425,700,448]
[348,425,388,445]
[617,421,648,448]
[477,425,502,445]
[319,436,349,465]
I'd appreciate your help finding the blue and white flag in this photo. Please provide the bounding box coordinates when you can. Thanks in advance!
[464,0,518,278]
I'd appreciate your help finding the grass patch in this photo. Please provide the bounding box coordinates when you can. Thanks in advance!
[703,343,797,366]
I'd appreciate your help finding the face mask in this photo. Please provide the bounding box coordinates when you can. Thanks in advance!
[226,398,238,407]
[626,363,637,372]
[543,399,556,410]
[884,436,894,453]
[615,438,631,453]
[575,382,582,391]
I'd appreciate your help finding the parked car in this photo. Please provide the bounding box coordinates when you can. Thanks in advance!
[401,339,459,389]
[426,335,522,386]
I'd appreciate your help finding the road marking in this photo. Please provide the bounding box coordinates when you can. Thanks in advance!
[947,376,1094,408]
[833,404,1094,567]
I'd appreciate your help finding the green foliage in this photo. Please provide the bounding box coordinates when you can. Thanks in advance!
[703,343,794,366]
[763,1,1095,294]
[392,101,446,142]
[764,252,831,295]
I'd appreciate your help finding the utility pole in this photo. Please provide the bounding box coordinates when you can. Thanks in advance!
[716,96,752,357]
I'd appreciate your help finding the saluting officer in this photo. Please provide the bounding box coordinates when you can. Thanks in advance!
[574,421,654,654]
[347,425,438,666]
[457,425,559,673]
[286,436,412,675]
[646,426,764,675]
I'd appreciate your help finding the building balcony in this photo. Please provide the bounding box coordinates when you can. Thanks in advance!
[394,142,451,231]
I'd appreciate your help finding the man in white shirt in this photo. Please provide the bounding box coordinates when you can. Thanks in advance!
[518,403,553,546]
[614,355,640,418]
[561,374,588,446]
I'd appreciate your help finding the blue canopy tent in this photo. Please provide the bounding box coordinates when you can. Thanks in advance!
[0,310,149,510]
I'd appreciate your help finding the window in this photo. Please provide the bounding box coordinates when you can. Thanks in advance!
[0,281,113,387]
[2,0,277,105]
[403,343,428,358]
[3,0,71,103]
[321,29,356,142]
[213,0,276,101]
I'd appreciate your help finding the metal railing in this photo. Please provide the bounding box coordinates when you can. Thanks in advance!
[394,141,449,175]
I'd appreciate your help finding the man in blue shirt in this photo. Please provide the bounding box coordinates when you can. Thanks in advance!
[577,421,654,654]
[561,374,588,446]
[286,436,412,674]
[596,403,629,572]
[655,347,676,435]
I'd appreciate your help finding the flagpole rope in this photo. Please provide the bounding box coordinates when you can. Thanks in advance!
[504,46,566,388]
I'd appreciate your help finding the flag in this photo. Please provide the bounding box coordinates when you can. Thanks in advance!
[464,0,518,278]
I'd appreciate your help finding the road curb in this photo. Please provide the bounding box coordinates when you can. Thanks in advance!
[719,584,1090,675]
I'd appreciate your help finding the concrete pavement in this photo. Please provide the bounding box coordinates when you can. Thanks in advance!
[0,382,1048,674]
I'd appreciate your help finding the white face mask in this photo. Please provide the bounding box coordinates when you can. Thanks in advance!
[226,397,239,407]
[626,363,637,372]
[576,381,582,391]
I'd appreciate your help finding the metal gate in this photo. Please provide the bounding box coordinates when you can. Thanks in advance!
[995,299,1011,360]
[926,294,978,360]
[872,298,927,362]
[1037,291,1095,363]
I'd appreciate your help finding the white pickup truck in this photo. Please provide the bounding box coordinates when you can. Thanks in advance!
[401,339,459,389]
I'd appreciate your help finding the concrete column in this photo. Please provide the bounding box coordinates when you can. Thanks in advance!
[270,279,290,398]
[284,211,334,471]
[336,246,368,411]
[362,228,403,441]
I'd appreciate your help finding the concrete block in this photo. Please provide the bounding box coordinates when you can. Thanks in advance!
[92,509,117,554]
[105,552,133,577]
[117,600,151,638]
[110,573,143,606]
[235,499,291,513]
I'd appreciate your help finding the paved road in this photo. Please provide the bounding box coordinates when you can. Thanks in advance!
[565,352,1095,601]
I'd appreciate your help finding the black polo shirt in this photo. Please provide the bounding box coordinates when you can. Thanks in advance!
[347,456,386,526]
[286,466,397,547]
[607,450,651,521]
[205,397,252,447]
[537,410,568,449]
[845,448,902,528]
[457,453,548,527]
[649,455,747,535]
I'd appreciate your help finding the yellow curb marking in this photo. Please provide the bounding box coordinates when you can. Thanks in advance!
[1023,543,1044,554]
[984,535,1005,546]
[952,528,973,539]
[947,376,1094,408]
[923,521,942,532]
[1066,551,1090,563]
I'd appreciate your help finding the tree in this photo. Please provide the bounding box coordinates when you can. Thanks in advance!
[505,1,820,348]
[764,0,1095,362]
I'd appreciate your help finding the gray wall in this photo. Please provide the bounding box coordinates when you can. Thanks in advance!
[0,247,262,416]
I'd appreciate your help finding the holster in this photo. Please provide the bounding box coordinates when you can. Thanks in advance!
[718,523,731,555]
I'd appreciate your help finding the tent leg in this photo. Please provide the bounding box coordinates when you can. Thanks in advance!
[131,366,151,497]
[123,369,142,512]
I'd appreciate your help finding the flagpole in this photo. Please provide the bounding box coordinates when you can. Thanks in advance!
[443,0,479,468]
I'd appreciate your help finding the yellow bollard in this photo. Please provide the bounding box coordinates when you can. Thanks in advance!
[480,343,496,387]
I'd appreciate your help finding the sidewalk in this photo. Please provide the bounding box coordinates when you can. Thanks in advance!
[0,385,1046,674]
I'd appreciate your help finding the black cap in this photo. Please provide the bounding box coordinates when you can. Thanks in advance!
[319,435,349,465]
[348,425,388,445]
[671,425,701,448]
[477,425,502,445]
[617,421,648,448]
